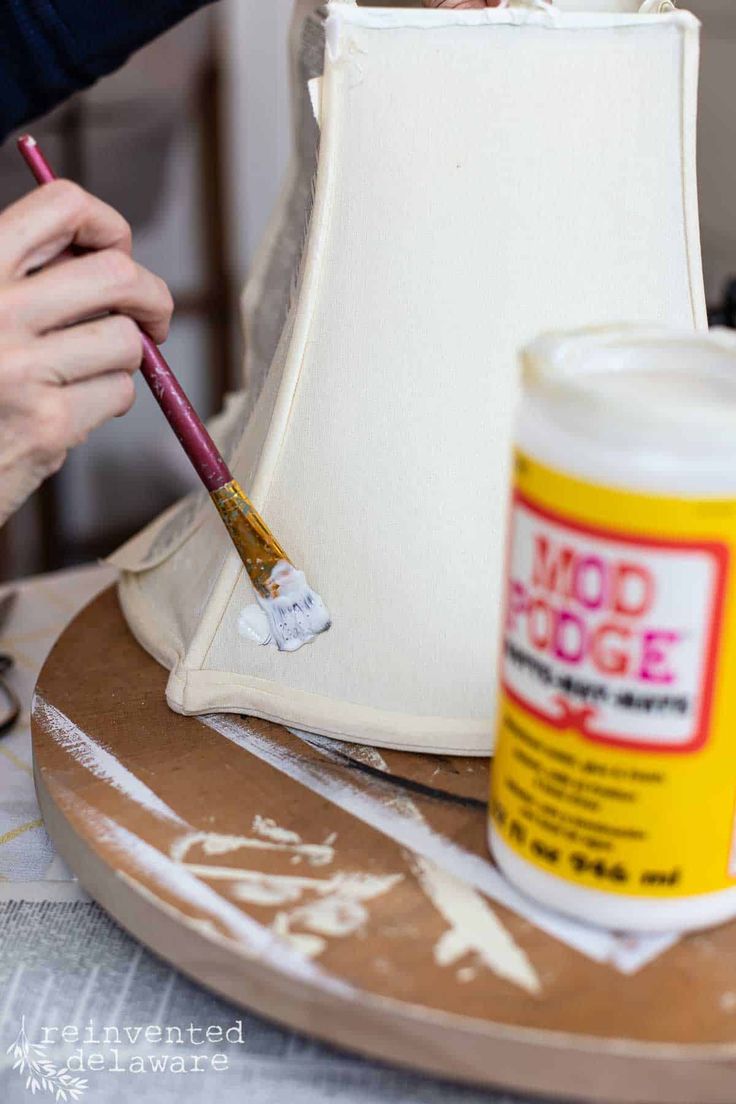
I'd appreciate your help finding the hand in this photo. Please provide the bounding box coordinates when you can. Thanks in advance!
[0,181,173,527]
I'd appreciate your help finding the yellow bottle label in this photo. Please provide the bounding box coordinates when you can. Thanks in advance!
[490,450,736,898]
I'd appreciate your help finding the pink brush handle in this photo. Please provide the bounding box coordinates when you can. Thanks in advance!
[17,135,232,493]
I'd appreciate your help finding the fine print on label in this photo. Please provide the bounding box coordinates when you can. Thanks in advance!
[491,452,736,901]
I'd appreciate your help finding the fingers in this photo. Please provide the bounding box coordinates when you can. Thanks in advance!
[33,315,143,385]
[30,371,136,465]
[65,371,137,443]
[5,248,174,344]
[0,316,141,402]
[0,181,132,280]
[0,324,138,525]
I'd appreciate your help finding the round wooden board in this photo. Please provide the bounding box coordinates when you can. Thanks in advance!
[31,587,736,1103]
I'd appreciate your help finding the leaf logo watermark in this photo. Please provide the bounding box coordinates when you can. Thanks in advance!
[7,1018,88,1101]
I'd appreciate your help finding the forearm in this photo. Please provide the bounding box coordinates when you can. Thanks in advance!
[0,0,215,143]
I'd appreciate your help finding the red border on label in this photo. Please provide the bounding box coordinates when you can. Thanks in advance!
[502,490,729,754]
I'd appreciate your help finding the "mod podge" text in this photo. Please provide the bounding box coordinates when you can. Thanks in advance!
[507,534,681,685]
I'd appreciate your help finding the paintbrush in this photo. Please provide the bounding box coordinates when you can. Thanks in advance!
[18,135,331,653]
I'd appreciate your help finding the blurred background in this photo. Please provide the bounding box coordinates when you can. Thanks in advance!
[0,0,733,581]
[0,0,296,579]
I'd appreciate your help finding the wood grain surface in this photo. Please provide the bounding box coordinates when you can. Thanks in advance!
[31,587,736,1103]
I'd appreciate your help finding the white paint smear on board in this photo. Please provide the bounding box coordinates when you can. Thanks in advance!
[34,696,186,826]
[36,704,405,965]
[252,814,302,846]
[417,860,540,994]
[272,871,403,959]
[172,821,402,953]
[51,781,348,994]
[201,715,679,974]
[169,829,335,868]
[339,744,540,994]
[274,898,364,959]
[37,690,531,982]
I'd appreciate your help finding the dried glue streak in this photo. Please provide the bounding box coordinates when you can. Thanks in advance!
[489,328,736,933]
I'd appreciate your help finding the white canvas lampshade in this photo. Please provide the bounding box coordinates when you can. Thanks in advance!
[111,0,706,756]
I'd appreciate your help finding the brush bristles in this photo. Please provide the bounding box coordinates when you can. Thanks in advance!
[256,562,332,652]
[212,481,332,651]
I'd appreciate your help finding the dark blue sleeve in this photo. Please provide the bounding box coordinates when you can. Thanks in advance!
[0,0,216,143]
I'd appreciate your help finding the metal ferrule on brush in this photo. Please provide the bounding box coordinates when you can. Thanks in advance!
[210,480,290,599]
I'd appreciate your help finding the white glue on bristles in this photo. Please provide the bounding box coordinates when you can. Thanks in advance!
[238,560,331,653]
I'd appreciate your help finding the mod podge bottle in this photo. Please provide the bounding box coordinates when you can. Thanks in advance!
[489,327,736,932]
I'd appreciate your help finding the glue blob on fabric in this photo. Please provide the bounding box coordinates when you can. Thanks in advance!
[489,328,736,933]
